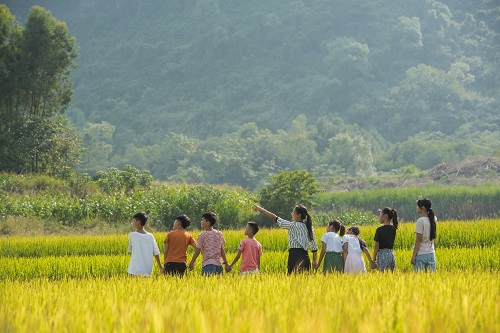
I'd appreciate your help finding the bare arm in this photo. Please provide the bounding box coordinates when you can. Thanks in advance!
[221,247,231,272]
[312,250,318,268]
[411,233,423,265]
[342,243,348,264]
[362,247,375,269]
[371,241,379,269]
[188,247,201,270]
[221,246,228,264]
[154,254,165,274]
[253,205,277,221]
[317,242,327,266]
[373,241,379,262]
[229,250,242,268]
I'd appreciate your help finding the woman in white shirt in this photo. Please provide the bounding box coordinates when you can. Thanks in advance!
[411,198,437,272]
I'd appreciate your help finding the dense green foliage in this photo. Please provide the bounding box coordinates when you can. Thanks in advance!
[316,185,500,220]
[258,170,321,224]
[2,1,498,189]
[0,5,80,174]
[1,173,499,238]
[93,165,153,194]
[0,183,257,230]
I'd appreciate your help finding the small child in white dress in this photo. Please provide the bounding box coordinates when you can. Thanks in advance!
[342,226,375,274]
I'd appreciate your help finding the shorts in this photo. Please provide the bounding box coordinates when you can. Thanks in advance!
[164,262,187,277]
[202,264,223,276]
[377,249,396,272]
[240,268,259,275]
[413,252,436,272]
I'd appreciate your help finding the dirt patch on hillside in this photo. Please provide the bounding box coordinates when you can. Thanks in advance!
[429,157,500,180]
[332,157,500,191]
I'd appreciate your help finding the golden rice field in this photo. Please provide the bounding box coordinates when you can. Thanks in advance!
[1,220,499,332]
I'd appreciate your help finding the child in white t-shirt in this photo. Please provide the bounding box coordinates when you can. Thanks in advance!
[317,220,345,273]
[127,212,165,276]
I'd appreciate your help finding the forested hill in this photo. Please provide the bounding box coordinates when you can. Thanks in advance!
[3,0,499,188]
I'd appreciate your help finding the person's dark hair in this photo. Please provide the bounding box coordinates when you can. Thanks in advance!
[176,214,191,229]
[348,226,367,250]
[417,198,436,240]
[380,207,399,229]
[328,220,345,236]
[247,221,259,235]
[133,212,148,226]
[295,204,314,241]
[202,211,217,226]
[348,226,360,235]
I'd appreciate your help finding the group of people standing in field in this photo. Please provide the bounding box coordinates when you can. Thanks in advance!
[126,197,437,277]
[127,211,262,277]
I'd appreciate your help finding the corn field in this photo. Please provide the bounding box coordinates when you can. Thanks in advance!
[316,185,500,220]
[1,220,499,332]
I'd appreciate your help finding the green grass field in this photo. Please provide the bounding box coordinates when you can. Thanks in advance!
[1,220,499,332]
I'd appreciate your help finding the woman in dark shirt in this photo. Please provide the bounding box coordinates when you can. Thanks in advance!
[373,207,398,272]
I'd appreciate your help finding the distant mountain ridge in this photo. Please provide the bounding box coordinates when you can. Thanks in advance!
[3,0,499,187]
[5,1,498,142]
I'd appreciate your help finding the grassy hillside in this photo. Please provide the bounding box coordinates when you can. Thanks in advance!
[2,1,498,189]
[4,0,498,146]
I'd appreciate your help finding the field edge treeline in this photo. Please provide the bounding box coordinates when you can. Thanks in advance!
[316,185,500,220]
[1,172,499,236]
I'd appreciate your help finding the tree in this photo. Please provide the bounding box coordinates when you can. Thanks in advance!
[93,165,153,194]
[322,132,375,176]
[0,6,80,173]
[78,121,115,174]
[376,132,477,171]
[321,36,374,112]
[377,64,483,142]
[258,170,322,226]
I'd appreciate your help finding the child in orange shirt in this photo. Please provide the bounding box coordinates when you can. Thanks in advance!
[163,214,197,277]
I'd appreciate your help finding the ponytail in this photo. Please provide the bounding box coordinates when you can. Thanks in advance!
[296,205,314,241]
[359,238,367,251]
[305,213,314,241]
[330,220,346,236]
[339,224,346,237]
[417,198,436,240]
[381,207,399,229]
[392,209,399,229]
[428,208,436,240]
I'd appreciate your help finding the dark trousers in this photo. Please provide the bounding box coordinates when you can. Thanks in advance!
[287,248,311,274]
[164,262,187,277]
